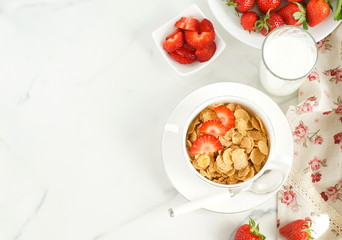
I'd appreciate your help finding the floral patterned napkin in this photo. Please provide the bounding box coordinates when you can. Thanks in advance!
[277,23,342,239]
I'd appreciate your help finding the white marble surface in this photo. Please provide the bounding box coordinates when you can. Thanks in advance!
[0,0,301,239]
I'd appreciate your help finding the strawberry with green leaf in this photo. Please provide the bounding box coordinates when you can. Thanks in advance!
[226,0,255,13]
[240,11,260,31]
[255,10,285,36]
[277,3,307,29]
[234,218,266,240]
[279,219,314,240]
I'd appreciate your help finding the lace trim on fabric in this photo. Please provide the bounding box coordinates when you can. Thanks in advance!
[288,168,342,236]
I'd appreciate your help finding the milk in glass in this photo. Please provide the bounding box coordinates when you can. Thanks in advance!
[259,26,318,96]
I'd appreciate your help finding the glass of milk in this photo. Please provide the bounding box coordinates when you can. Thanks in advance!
[259,26,318,96]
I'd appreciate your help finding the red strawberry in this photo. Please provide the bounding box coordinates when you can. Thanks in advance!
[183,42,196,52]
[184,31,215,49]
[163,31,184,52]
[255,11,285,36]
[174,47,197,61]
[175,17,199,31]
[165,28,182,40]
[199,18,215,32]
[277,3,307,28]
[195,42,216,62]
[306,0,330,27]
[169,51,196,64]
[214,105,235,130]
[240,11,260,31]
[190,134,223,156]
[234,218,266,240]
[256,0,281,14]
[199,120,227,136]
[279,219,313,240]
[288,0,302,2]
[227,0,255,13]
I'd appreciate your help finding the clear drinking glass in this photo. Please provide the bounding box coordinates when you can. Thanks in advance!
[259,26,318,96]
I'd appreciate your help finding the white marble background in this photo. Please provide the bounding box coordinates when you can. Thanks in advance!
[0,0,299,239]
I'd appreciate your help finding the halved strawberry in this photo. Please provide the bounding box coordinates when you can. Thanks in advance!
[195,41,216,62]
[174,47,197,61]
[175,17,200,31]
[169,51,195,64]
[183,42,196,52]
[199,18,215,32]
[184,31,215,49]
[214,106,235,130]
[165,28,182,40]
[163,31,184,53]
[200,120,227,136]
[190,134,223,156]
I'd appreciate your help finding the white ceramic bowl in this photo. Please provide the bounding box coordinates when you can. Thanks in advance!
[162,82,294,213]
[152,4,226,76]
[182,96,275,189]
[207,0,340,49]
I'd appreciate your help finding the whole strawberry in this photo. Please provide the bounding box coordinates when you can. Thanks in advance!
[277,3,307,28]
[279,219,313,240]
[306,0,330,27]
[227,0,255,13]
[234,218,266,240]
[241,11,260,31]
[256,0,281,14]
[255,10,285,36]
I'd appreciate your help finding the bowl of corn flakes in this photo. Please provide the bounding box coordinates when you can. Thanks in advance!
[183,96,275,189]
[162,82,293,213]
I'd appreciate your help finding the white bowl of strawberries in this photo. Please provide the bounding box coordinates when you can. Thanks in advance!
[208,0,340,48]
[152,4,226,76]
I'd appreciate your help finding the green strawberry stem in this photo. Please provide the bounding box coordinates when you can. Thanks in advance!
[293,2,308,30]
[226,0,241,16]
[249,218,266,240]
[254,10,271,33]
[335,0,342,20]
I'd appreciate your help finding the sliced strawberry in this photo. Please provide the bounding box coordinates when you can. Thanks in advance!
[174,47,197,61]
[200,120,227,136]
[214,106,235,130]
[175,17,200,31]
[199,18,215,32]
[163,31,184,53]
[169,51,196,64]
[195,42,216,62]
[165,28,182,40]
[190,134,223,156]
[183,42,196,52]
[184,31,215,49]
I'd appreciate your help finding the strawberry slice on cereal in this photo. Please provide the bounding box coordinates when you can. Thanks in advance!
[214,105,235,130]
[190,134,223,156]
[200,119,227,136]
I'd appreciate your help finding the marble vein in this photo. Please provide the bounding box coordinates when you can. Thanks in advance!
[12,189,48,240]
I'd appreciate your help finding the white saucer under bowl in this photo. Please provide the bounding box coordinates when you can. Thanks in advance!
[161,82,294,214]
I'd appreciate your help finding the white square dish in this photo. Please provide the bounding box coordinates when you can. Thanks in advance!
[152,4,226,76]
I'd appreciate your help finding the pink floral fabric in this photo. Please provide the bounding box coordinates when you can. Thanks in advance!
[277,23,342,239]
